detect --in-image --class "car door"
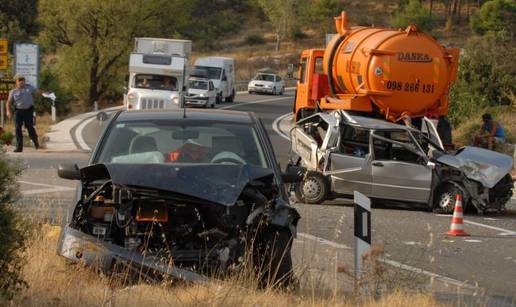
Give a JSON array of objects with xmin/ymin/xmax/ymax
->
[
  {"xmin": 329, "ymin": 125, "xmax": 373, "ymax": 195},
  {"xmin": 370, "ymin": 130, "xmax": 432, "ymax": 203}
]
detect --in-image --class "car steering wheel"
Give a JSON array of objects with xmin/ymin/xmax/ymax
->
[{"xmin": 211, "ymin": 157, "xmax": 245, "ymax": 165}]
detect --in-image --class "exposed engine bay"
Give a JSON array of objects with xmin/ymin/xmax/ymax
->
[{"xmin": 58, "ymin": 163, "xmax": 300, "ymax": 282}]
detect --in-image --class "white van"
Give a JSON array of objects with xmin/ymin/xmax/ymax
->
[
  {"xmin": 193, "ymin": 57, "xmax": 235, "ymax": 103},
  {"xmin": 125, "ymin": 38, "xmax": 191, "ymax": 110}
]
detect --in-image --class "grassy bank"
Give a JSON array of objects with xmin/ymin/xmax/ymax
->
[{"xmin": 10, "ymin": 224, "xmax": 445, "ymax": 307}]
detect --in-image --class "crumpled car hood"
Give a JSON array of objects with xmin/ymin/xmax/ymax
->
[
  {"xmin": 80, "ymin": 163, "xmax": 274, "ymax": 206},
  {"xmin": 437, "ymin": 146, "xmax": 513, "ymax": 188}
]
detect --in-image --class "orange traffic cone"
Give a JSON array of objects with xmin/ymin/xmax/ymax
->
[{"xmin": 447, "ymin": 194, "xmax": 469, "ymax": 236}]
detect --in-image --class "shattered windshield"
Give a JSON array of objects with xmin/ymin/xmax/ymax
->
[
  {"xmin": 96, "ymin": 120, "xmax": 269, "ymax": 168},
  {"xmin": 133, "ymin": 74, "xmax": 177, "ymax": 90}
]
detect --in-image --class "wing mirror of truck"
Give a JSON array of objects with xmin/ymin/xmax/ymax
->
[
  {"xmin": 58, "ymin": 164, "xmax": 81, "ymax": 180},
  {"xmin": 287, "ymin": 63, "xmax": 299, "ymax": 80},
  {"xmin": 282, "ymin": 164, "xmax": 305, "ymax": 183}
]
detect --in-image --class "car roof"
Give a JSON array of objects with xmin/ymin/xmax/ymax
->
[
  {"xmin": 347, "ymin": 114, "xmax": 418, "ymax": 131},
  {"xmin": 116, "ymin": 109, "xmax": 255, "ymax": 124}
]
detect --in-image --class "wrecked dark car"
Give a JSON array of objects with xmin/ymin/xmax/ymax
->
[
  {"xmin": 57, "ymin": 109, "xmax": 300, "ymax": 285},
  {"xmin": 289, "ymin": 110, "xmax": 513, "ymax": 214}
]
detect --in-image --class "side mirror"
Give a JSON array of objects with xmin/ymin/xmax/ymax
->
[
  {"xmin": 287, "ymin": 63, "xmax": 299, "ymax": 80},
  {"xmin": 58, "ymin": 164, "xmax": 81, "ymax": 180},
  {"xmin": 222, "ymin": 75, "xmax": 227, "ymax": 81},
  {"xmin": 282, "ymin": 164, "xmax": 305, "ymax": 183}
]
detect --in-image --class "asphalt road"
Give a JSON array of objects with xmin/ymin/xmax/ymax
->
[{"xmin": 9, "ymin": 91, "xmax": 516, "ymax": 305}]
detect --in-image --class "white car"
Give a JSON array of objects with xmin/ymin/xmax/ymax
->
[
  {"xmin": 248, "ymin": 73, "xmax": 284, "ymax": 95},
  {"xmin": 185, "ymin": 77, "xmax": 216, "ymax": 108}
]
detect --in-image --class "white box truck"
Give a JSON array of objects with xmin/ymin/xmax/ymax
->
[
  {"xmin": 193, "ymin": 57, "xmax": 235, "ymax": 103},
  {"xmin": 125, "ymin": 38, "xmax": 192, "ymax": 110}
]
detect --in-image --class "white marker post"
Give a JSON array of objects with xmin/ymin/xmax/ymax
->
[{"xmin": 354, "ymin": 191, "xmax": 371, "ymax": 284}]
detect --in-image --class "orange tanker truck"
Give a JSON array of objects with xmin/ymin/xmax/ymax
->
[{"xmin": 293, "ymin": 11, "xmax": 460, "ymax": 125}]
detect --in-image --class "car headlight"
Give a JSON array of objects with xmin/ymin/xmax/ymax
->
[
  {"xmin": 172, "ymin": 96, "xmax": 179, "ymax": 104},
  {"xmin": 264, "ymin": 84, "xmax": 271, "ymax": 88},
  {"xmin": 199, "ymin": 93, "xmax": 205, "ymax": 97}
]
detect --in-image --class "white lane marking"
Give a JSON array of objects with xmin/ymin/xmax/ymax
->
[
  {"xmin": 74, "ymin": 115, "xmax": 97, "ymax": 151},
  {"xmin": 299, "ymin": 232, "xmax": 476, "ymax": 289},
  {"xmin": 22, "ymin": 187, "xmax": 75, "ymax": 195},
  {"xmin": 19, "ymin": 180, "xmax": 75, "ymax": 195},
  {"xmin": 436, "ymin": 215, "xmax": 516, "ymax": 236},
  {"xmin": 463, "ymin": 220, "xmax": 516, "ymax": 236},
  {"xmin": 220, "ymin": 96, "xmax": 291, "ymax": 110},
  {"xmin": 464, "ymin": 239, "xmax": 482, "ymax": 243},
  {"xmin": 272, "ymin": 112, "xmax": 292, "ymax": 141},
  {"xmin": 19, "ymin": 180, "xmax": 70, "ymax": 188},
  {"xmin": 380, "ymin": 258, "xmax": 477, "ymax": 289},
  {"xmin": 298, "ymin": 232, "xmax": 351, "ymax": 249}
]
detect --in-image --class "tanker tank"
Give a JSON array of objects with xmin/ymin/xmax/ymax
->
[{"xmin": 294, "ymin": 11, "xmax": 460, "ymax": 123}]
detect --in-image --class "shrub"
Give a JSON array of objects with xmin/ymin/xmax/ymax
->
[
  {"xmin": 0, "ymin": 149, "xmax": 27, "ymax": 300},
  {"xmin": 449, "ymin": 31, "xmax": 515, "ymax": 126},
  {"xmin": 391, "ymin": 0, "xmax": 435, "ymax": 32},
  {"xmin": 470, "ymin": 0, "xmax": 516, "ymax": 35},
  {"xmin": 245, "ymin": 34, "xmax": 266, "ymax": 45}
]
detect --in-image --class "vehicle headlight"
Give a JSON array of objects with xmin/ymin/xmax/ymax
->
[
  {"xmin": 172, "ymin": 96, "xmax": 179, "ymax": 104},
  {"xmin": 199, "ymin": 93, "xmax": 205, "ymax": 97},
  {"xmin": 264, "ymin": 84, "xmax": 271, "ymax": 88},
  {"xmin": 127, "ymin": 92, "xmax": 138, "ymax": 109}
]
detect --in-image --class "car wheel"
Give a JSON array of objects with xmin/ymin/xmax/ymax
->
[
  {"xmin": 279, "ymin": 88, "xmax": 284, "ymax": 95},
  {"xmin": 272, "ymin": 87, "xmax": 277, "ymax": 95},
  {"xmin": 433, "ymin": 184, "xmax": 462, "ymax": 214},
  {"xmin": 226, "ymin": 90, "xmax": 235, "ymax": 102},
  {"xmin": 295, "ymin": 171, "xmax": 328, "ymax": 204},
  {"xmin": 211, "ymin": 100, "xmax": 215, "ymax": 108},
  {"xmin": 216, "ymin": 94, "xmax": 222, "ymax": 104},
  {"xmin": 253, "ymin": 226, "xmax": 294, "ymax": 288}
]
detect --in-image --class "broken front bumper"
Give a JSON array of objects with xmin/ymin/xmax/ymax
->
[{"xmin": 57, "ymin": 225, "xmax": 209, "ymax": 283}]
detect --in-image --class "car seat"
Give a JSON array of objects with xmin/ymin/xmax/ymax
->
[{"xmin": 129, "ymin": 135, "xmax": 158, "ymax": 154}]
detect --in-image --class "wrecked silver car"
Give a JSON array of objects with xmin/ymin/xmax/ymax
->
[
  {"xmin": 289, "ymin": 110, "xmax": 513, "ymax": 213},
  {"xmin": 57, "ymin": 109, "xmax": 300, "ymax": 285}
]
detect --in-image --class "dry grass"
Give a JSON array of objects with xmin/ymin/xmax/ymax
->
[{"xmin": 8, "ymin": 224, "xmax": 447, "ymax": 307}]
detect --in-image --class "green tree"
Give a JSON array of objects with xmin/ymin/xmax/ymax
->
[
  {"xmin": 449, "ymin": 31, "xmax": 516, "ymax": 125},
  {"xmin": 470, "ymin": 0, "xmax": 516, "ymax": 35},
  {"xmin": 392, "ymin": 0, "xmax": 435, "ymax": 32},
  {"xmin": 255, "ymin": 0, "xmax": 299, "ymax": 51},
  {"xmin": 299, "ymin": 0, "xmax": 346, "ymax": 34},
  {"xmin": 37, "ymin": 0, "xmax": 178, "ymax": 106},
  {"xmin": 0, "ymin": 149, "xmax": 27, "ymax": 300},
  {"xmin": 0, "ymin": 0, "xmax": 38, "ymax": 42}
]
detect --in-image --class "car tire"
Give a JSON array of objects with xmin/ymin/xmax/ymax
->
[
  {"xmin": 211, "ymin": 100, "xmax": 215, "ymax": 108},
  {"xmin": 294, "ymin": 171, "xmax": 328, "ymax": 204},
  {"xmin": 216, "ymin": 94, "xmax": 222, "ymax": 104},
  {"xmin": 279, "ymin": 88, "xmax": 284, "ymax": 95},
  {"xmin": 433, "ymin": 184, "xmax": 462, "ymax": 214},
  {"xmin": 254, "ymin": 226, "xmax": 294, "ymax": 288},
  {"xmin": 272, "ymin": 87, "xmax": 277, "ymax": 95}
]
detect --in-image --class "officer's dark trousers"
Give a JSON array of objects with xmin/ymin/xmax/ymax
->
[{"xmin": 14, "ymin": 106, "xmax": 39, "ymax": 151}]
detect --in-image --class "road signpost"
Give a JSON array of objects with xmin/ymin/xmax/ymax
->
[
  {"xmin": 14, "ymin": 43, "xmax": 39, "ymax": 88},
  {"xmin": 354, "ymin": 191, "xmax": 371, "ymax": 283}
]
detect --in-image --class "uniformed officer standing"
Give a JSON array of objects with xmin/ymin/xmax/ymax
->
[{"xmin": 6, "ymin": 75, "xmax": 46, "ymax": 152}]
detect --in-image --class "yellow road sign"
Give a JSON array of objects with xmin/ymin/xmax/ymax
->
[
  {"xmin": 0, "ymin": 54, "xmax": 7, "ymax": 70},
  {"xmin": 0, "ymin": 38, "xmax": 7, "ymax": 70},
  {"xmin": 0, "ymin": 39, "xmax": 7, "ymax": 54}
]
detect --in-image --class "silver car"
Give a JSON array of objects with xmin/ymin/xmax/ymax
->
[{"xmin": 289, "ymin": 111, "xmax": 513, "ymax": 214}]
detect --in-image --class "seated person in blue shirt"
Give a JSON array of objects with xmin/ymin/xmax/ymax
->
[{"xmin": 473, "ymin": 113, "xmax": 506, "ymax": 150}]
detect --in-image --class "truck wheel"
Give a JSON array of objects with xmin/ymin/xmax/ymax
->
[
  {"xmin": 433, "ymin": 184, "xmax": 462, "ymax": 214},
  {"xmin": 226, "ymin": 90, "xmax": 235, "ymax": 102},
  {"xmin": 216, "ymin": 94, "xmax": 222, "ymax": 104},
  {"xmin": 295, "ymin": 171, "xmax": 328, "ymax": 204}
]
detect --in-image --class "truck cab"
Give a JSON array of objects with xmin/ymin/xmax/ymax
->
[
  {"xmin": 193, "ymin": 57, "xmax": 235, "ymax": 103},
  {"xmin": 125, "ymin": 38, "xmax": 191, "ymax": 110}
]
